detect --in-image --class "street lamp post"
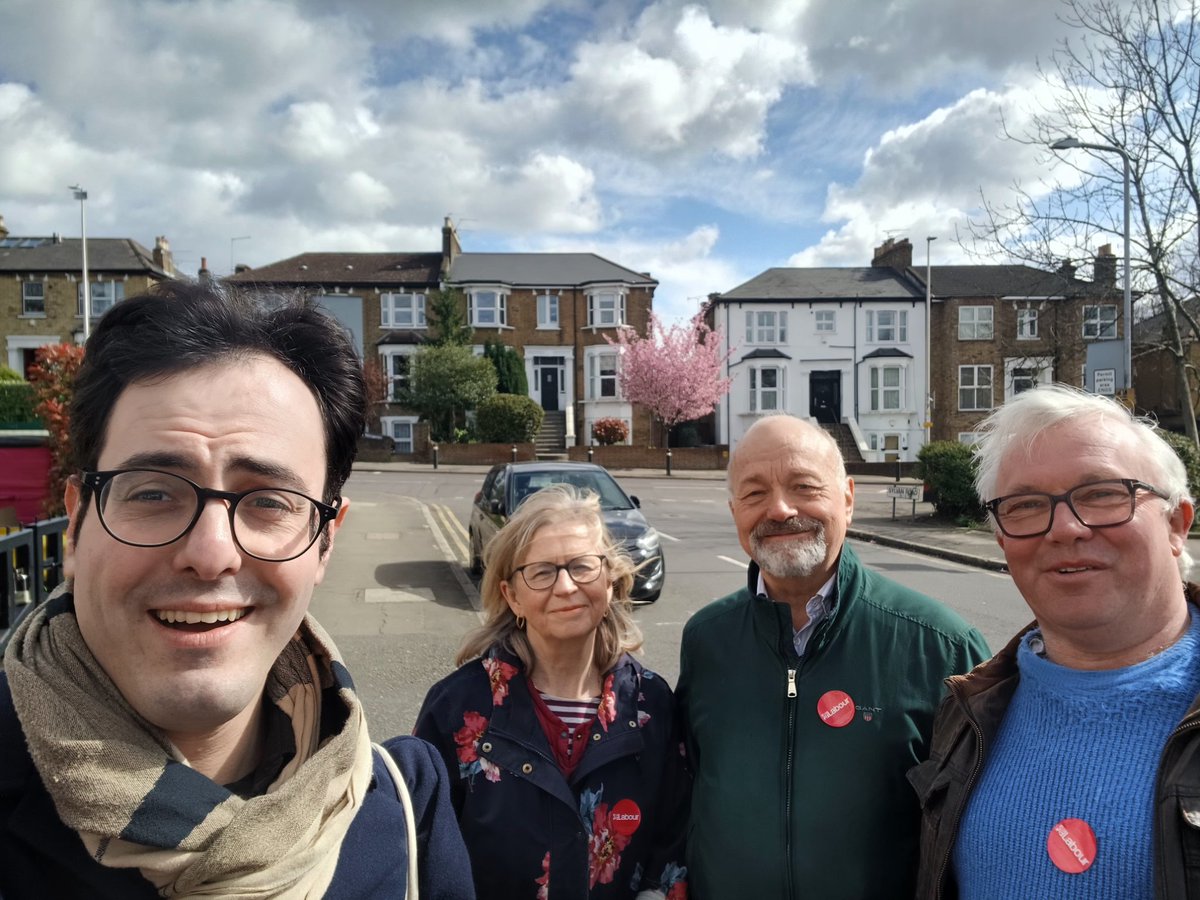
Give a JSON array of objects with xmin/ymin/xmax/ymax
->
[
  {"xmin": 69, "ymin": 185, "xmax": 90, "ymax": 339},
  {"xmin": 1049, "ymin": 137, "xmax": 1132, "ymax": 397},
  {"xmin": 925, "ymin": 235, "xmax": 937, "ymax": 448}
]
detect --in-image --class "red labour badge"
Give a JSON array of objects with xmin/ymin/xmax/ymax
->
[
  {"xmin": 610, "ymin": 799, "xmax": 642, "ymax": 837},
  {"xmin": 816, "ymin": 690, "xmax": 855, "ymax": 728},
  {"xmin": 1047, "ymin": 818, "xmax": 1097, "ymax": 874}
]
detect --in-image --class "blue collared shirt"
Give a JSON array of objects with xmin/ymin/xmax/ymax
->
[{"xmin": 757, "ymin": 571, "xmax": 836, "ymax": 658}]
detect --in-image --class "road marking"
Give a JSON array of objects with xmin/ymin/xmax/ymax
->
[
  {"xmin": 718, "ymin": 555, "xmax": 749, "ymax": 569},
  {"xmin": 419, "ymin": 502, "xmax": 484, "ymax": 618},
  {"xmin": 658, "ymin": 531, "xmax": 680, "ymax": 542},
  {"xmin": 430, "ymin": 504, "xmax": 468, "ymax": 563},
  {"xmin": 364, "ymin": 588, "xmax": 429, "ymax": 603}
]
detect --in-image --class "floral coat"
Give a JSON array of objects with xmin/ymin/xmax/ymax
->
[{"xmin": 414, "ymin": 648, "xmax": 689, "ymax": 900}]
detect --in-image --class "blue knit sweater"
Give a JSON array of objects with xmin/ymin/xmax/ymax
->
[{"xmin": 953, "ymin": 611, "xmax": 1200, "ymax": 900}]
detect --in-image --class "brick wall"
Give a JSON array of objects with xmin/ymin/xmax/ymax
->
[
  {"xmin": 425, "ymin": 442, "xmax": 537, "ymax": 465},
  {"xmin": 568, "ymin": 445, "xmax": 729, "ymax": 470}
]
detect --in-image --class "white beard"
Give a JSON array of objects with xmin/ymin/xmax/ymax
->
[{"xmin": 752, "ymin": 523, "xmax": 829, "ymax": 579}]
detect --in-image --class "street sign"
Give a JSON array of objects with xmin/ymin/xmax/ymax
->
[
  {"xmin": 1094, "ymin": 368, "xmax": 1116, "ymax": 396},
  {"xmin": 886, "ymin": 484, "xmax": 922, "ymax": 501}
]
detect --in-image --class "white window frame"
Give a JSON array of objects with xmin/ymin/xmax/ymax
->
[
  {"xmin": 380, "ymin": 415, "xmax": 419, "ymax": 454},
  {"xmin": 745, "ymin": 310, "xmax": 788, "ymax": 344},
  {"xmin": 958, "ymin": 365, "xmax": 993, "ymax": 411},
  {"xmin": 78, "ymin": 281, "xmax": 123, "ymax": 317},
  {"xmin": 536, "ymin": 293, "xmax": 559, "ymax": 329},
  {"xmin": 1017, "ymin": 308, "xmax": 1038, "ymax": 340},
  {"xmin": 379, "ymin": 347, "xmax": 417, "ymax": 402},
  {"xmin": 1082, "ymin": 304, "xmax": 1118, "ymax": 339},
  {"xmin": 749, "ymin": 365, "xmax": 785, "ymax": 412},
  {"xmin": 381, "ymin": 292, "xmax": 426, "ymax": 329},
  {"xmin": 587, "ymin": 290, "xmax": 626, "ymax": 328},
  {"xmin": 866, "ymin": 309, "xmax": 907, "ymax": 343},
  {"xmin": 587, "ymin": 349, "xmax": 620, "ymax": 400},
  {"xmin": 958, "ymin": 432, "xmax": 983, "ymax": 445},
  {"xmin": 21, "ymin": 282, "xmax": 45, "ymax": 316},
  {"xmin": 869, "ymin": 365, "xmax": 904, "ymax": 412},
  {"xmin": 814, "ymin": 310, "xmax": 835, "ymax": 333},
  {"xmin": 468, "ymin": 290, "xmax": 508, "ymax": 327},
  {"xmin": 958, "ymin": 305, "xmax": 994, "ymax": 340}
]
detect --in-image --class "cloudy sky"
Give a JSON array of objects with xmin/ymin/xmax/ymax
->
[{"xmin": 0, "ymin": 0, "xmax": 1112, "ymax": 322}]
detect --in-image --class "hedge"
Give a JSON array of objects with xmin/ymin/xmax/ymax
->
[{"xmin": 476, "ymin": 393, "xmax": 545, "ymax": 443}]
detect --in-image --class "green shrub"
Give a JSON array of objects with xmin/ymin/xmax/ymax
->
[
  {"xmin": 1160, "ymin": 430, "xmax": 1200, "ymax": 503},
  {"xmin": 0, "ymin": 365, "xmax": 24, "ymax": 382},
  {"xmin": 476, "ymin": 394, "xmax": 544, "ymax": 443},
  {"xmin": 916, "ymin": 440, "xmax": 983, "ymax": 520},
  {"xmin": 0, "ymin": 382, "xmax": 38, "ymax": 426}
]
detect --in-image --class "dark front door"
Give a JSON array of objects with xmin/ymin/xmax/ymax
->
[
  {"xmin": 809, "ymin": 371, "xmax": 841, "ymax": 424},
  {"xmin": 539, "ymin": 367, "xmax": 559, "ymax": 411}
]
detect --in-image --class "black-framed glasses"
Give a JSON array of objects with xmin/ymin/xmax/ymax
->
[
  {"xmin": 511, "ymin": 554, "xmax": 607, "ymax": 590},
  {"xmin": 80, "ymin": 469, "xmax": 340, "ymax": 562},
  {"xmin": 985, "ymin": 478, "xmax": 1169, "ymax": 538}
]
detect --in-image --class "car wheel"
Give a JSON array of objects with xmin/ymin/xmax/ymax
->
[{"xmin": 469, "ymin": 530, "xmax": 484, "ymax": 577}]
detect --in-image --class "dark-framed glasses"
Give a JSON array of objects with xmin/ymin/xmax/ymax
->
[
  {"xmin": 511, "ymin": 554, "xmax": 607, "ymax": 590},
  {"xmin": 985, "ymin": 478, "xmax": 1169, "ymax": 538},
  {"xmin": 80, "ymin": 469, "xmax": 340, "ymax": 562}
]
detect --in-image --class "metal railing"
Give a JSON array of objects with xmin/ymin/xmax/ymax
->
[{"xmin": 1, "ymin": 517, "xmax": 68, "ymax": 655}]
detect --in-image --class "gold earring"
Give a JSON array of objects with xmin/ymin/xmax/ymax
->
[{"xmin": 515, "ymin": 615, "xmax": 526, "ymax": 630}]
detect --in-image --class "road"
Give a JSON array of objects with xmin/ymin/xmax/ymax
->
[{"xmin": 313, "ymin": 469, "xmax": 1030, "ymax": 740}]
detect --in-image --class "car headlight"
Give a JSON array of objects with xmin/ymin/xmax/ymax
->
[{"xmin": 635, "ymin": 528, "xmax": 660, "ymax": 553}]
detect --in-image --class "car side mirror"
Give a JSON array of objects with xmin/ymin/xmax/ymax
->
[
  {"xmin": 489, "ymin": 498, "xmax": 504, "ymax": 515},
  {"xmin": 630, "ymin": 495, "xmax": 641, "ymax": 508}
]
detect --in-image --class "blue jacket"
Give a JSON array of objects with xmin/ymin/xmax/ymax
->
[
  {"xmin": 415, "ymin": 649, "xmax": 689, "ymax": 900},
  {"xmin": 0, "ymin": 673, "xmax": 475, "ymax": 899}
]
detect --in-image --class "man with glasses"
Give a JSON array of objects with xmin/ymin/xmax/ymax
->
[
  {"xmin": 0, "ymin": 281, "xmax": 472, "ymax": 898},
  {"xmin": 912, "ymin": 384, "xmax": 1200, "ymax": 899}
]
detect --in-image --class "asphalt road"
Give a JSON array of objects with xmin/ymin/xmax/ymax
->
[{"xmin": 313, "ymin": 469, "xmax": 1031, "ymax": 741}]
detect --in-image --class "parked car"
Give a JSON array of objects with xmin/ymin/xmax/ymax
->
[{"xmin": 468, "ymin": 461, "xmax": 665, "ymax": 603}]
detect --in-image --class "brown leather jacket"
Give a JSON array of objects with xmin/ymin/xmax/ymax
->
[{"xmin": 908, "ymin": 584, "xmax": 1200, "ymax": 899}]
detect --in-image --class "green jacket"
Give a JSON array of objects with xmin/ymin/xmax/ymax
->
[{"xmin": 677, "ymin": 542, "xmax": 989, "ymax": 900}]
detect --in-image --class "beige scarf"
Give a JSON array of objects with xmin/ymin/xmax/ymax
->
[{"xmin": 4, "ymin": 588, "xmax": 374, "ymax": 898}]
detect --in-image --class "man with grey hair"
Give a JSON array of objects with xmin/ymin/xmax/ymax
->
[
  {"xmin": 912, "ymin": 384, "xmax": 1200, "ymax": 899},
  {"xmin": 678, "ymin": 414, "xmax": 988, "ymax": 899}
]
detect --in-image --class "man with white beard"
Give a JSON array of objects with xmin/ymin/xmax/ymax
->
[{"xmin": 676, "ymin": 414, "xmax": 988, "ymax": 900}]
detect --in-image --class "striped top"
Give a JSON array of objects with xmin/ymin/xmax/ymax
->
[{"xmin": 537, "ymin": 692, "xmax": 600, "ymax": 728}]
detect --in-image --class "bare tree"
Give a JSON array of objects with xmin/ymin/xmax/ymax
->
[{"xmin": 968, "ymin": 0, "xmax": 1200, "ymax": 441}]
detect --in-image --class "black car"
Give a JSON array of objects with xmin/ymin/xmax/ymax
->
[{"xmin": 467, "ymin": 461, "xmax": 665, "ymax": 603}]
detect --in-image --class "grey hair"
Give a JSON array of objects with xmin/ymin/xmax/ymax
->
[
  {"xmin": 455, "ymin": 483, "xmax": 643, "ymax": 673},
  {"xmin": 727, "ymin": 414, "xmax": 847, "ymax": 494},
  {"xmin": 973, "ymin": 383, "xmax": 1193, "ymax": 579}
]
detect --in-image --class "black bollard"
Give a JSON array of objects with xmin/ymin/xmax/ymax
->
[
  {"xmin": 511, "ymin": 445, "xmax": 518, "ymax": 462},
  {"xmin": 666, "ymin": 450, "xmax": 673, "ymax": 477},
  {"xmin": 432, "ymin": 444, "xmax": 439, "ymax": 470},
  {"xmin": 587, "ymin": 447, "xmax": 594, "ymax": 463}
]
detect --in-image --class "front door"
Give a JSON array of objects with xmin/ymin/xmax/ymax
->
[
  {"xmin": 809, "ymin": 371, "xmax": 841, "ymax": 424},
  {"xmin": 539, "ymin": 366, "xmax": 560, "ymax": 411}
]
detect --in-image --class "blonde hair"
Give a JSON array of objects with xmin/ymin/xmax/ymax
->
[{"xmin": 456, "ymin": 484, "xmax": 644, "ymax": 672}]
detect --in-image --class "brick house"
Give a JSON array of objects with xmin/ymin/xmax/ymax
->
[
  {"xmin": 1132, "ymin": 297, "xmax": 1200, "ymax": 433},
  {"xmin": 228, "ymin": 218, "xmax": 658, "ymax": 453},
  {"xmin": 0, "ymin": 215, "xmax": 175, "ymax": 375},
  {"xmin": 707, "ymin": 238, "xmax": 1122, "ymax": 460}
]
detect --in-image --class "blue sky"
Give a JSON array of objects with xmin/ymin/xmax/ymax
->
[{"xmin": 0, "ymin": 0, "xmax": 1130, "ymax": 322}]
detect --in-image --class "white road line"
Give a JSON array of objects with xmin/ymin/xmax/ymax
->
[
  {"xmin": 718, "ymin": 555, "xmax": 749, "ymax": 569},
  {"xmin": 657, "ymin": 531, "xmax": 680, "ymax": 542},
  {"xmin": 419, "ymin": 502, "xmax": 483, "ymax": 618},
  {"xmin": 431, "ymin": 504, "xmax": 468, "ymax": 563}
]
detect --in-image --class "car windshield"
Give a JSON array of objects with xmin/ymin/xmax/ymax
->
[{"xmin": 510, "ymin": 469, "xmax": 633, "ymax": 511}]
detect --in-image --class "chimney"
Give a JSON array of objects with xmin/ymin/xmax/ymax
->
[
  {"xmin": 872, "ymin": 237, "xmax": 913, "ymax": 269},
  {"xmin": 1094, "ymin": 244, "xmax": 1117, "ymax": 289},
  {"xmin": 153, "ymin": 236, "xmax": 175, "ymax": 276},
  {"xmin": 198, "ymin": 256, "xmax": 211, "ymax": 283},
  {"xmin": 234, "ymin": 263, "xmax": 252, "ymax": 274},
  {"xmin": 1057, "ymin": 259, "xmax": 1077, "ymax": 280},
  {"xmin": 442, "ymin": 216, "xmax": 461, "ymax": 272},
  {"xmin": 0, "ymin": 215, "xmax": 8, "ymax": 239}
]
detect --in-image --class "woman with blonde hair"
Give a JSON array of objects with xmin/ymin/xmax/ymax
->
[{"xmin": 415, "ymin": 485, "xmax": 689, "ymax": 899}]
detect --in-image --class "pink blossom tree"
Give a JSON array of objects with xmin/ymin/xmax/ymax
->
[{"xmin": 607, "ymin": 312, "xmax": 734, "ymax": 448}]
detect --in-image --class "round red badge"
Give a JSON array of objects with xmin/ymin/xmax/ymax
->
[
  {"xmin": 816, "ymin": 690, "xmax": 855, "ymax": 728},
  {"xmin": 610, "ymin": 799, "xmax": 642, "ymax": 836},
  {"xmin": 1047, "ymin": 818, "xmax": 1097, "ymax": 874}
]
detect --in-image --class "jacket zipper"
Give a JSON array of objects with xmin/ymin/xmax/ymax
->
[
  {"xmin": 1155, "ymin": 716, "xmax": 1200, "ymax": 898},
  {"xmin": 933, "ymin": 684, "xmax": 985, "ymax": 899},
  {"xmin": 784, "ymin": 666, "xmax": 797, "ymax": 899}
]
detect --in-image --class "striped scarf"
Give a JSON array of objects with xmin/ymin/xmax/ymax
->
[{"xmin": 4, "ymin": 588, "xmax": 373, "ymax": 898}]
